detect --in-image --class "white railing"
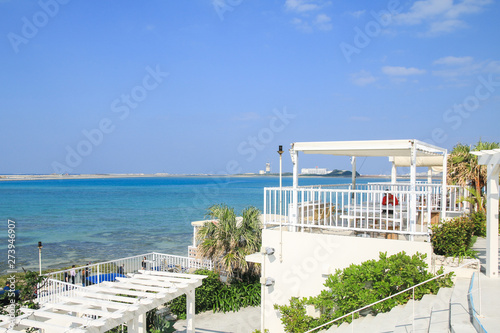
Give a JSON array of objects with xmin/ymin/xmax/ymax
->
[
  {"xmin": 264, "ymin": 183, "xmax": 468, "ymax": 237},
  {"xmin": 264, "ymin": 187, "xmax": 431, "ymax": 236},
  {"xmin": 304, "ymin": 260, "xmax": 478, "ymax": 333},
  {"xmin": 363, "ymin": 183, "xmax": 467, "ymax": 213},
  {"xmin": 39, "ymin": 252, "xmax": 213, "ymax": 304},
  {"xmin": 37, "ymin": 279, "xmax": 85, "ymax": 304}
]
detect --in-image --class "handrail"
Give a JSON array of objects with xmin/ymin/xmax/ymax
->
[
  {"xmin": 304, "ymin": 260, "xmax": 478, "ymax": 333},
  {"xmin": 468, "ymin": 272, "xmax": 487, "ymax": 333},
  {"xmin": 44, "ymin": 252, "xmax": 157, "ymax": 275}
]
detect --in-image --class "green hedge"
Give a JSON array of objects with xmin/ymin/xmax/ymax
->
[
  {"xmin": 430, "ymin": 216, "xmax": 476, "ymax": 257},
  {"xmin": 274, "ymin": 252, "xmax": 453, "ymax": 333},
  {"xmin": 167, "ymin": 269, "xmax": 260, "ymax": 319}
]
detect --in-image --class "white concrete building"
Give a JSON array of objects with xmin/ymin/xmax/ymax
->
[
  {"xmin": 300, "ymin": 167, "xmax": 329, "ymax": 175},
  {"xmin": 248, "ymin": 139, "xmax": 469, "ymax": 332}
]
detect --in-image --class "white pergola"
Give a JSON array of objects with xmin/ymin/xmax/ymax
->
[
  {"xmin": 472, "ymin": 149, "xmax": 500, "ymax": 278},
  {"xmin": 290, "ymin": 139, "xmax": 448, "ymax": 233},
  {"xmin": 0, "ymin": 270, "xmax": 207, "ymax": 333}
]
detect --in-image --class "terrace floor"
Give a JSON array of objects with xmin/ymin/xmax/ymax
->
[
  {"xmin": 173, "ymin": 306, "xmax": 260, "ymax": 333},
  {"xmin": 471, "ymin": 236, "xmax": 500, "ymax": 332}
]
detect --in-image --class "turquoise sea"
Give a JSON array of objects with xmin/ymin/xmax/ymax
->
[{"xmin": 0, "ymin": 176, "xmax": 389, "ymax": 274}]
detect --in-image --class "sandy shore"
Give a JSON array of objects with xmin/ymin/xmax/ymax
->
[
  {"xmin": 0, "ymin": 173, "xmax": 396, "ymax": 182},
  {"xmin": 0, "ymin": 173, "xmax": 198, "ymax": 181}
]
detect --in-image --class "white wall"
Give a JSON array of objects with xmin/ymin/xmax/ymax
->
[{"xmin": 261, "ymin": 229, "xmax": 432, "ymax": 332}]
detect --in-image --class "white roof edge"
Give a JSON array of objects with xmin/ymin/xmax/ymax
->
[
  {"xmin": 471, "ymin": 148, "xmax": 500, "ymax": 156},
  {"xmin": 291, "ymin": 139, "xmax": 446, "ymax": 157}
]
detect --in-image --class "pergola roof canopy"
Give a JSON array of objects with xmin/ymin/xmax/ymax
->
[
  {"xmin": 291, "ymin": 139, "xmax": 447, "ymax": 158},
  {"xmin": 471, "ymin": 148, "xmax": 500, "ymax": 165},
  {"xmin": 1, "ymin": 270, "xmax": 207, "ymax": 333}
]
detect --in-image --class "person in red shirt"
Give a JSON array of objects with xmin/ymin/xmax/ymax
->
[
  {"xmin": 382, "ymin": 191, "xmax": 399, "ymax": 214},
  {"xmin": 382, "ymin": 193, "xmax": 399, "ymax": 206}
]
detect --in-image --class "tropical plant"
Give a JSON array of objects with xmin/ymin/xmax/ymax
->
[
  {"xmin": 274, "ymin": 252, "xmax": 453, "ymax": 332},
  {"xmin": 167, "ymin": 269, "xmax": 260, "ymax": 318},
  {"xmin": 430, "ymin": 216, "xmax": 476, "ymax": 257},
  {"xmin": 196, "ymin": 204, "xmax": 262, "ymax": 279},
  {"xmin": 447, "ymin": 140, "xmax": 499, "ymax": 212}
]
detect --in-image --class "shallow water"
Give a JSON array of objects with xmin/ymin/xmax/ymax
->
[{"xmin": 0, "ymin": 176, "xmax": 388, "ymax": 274}]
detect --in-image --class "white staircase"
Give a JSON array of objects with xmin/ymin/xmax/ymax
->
[{"xmin": 323, "ymin": 277, "xmax": 477, "ymax": 333}]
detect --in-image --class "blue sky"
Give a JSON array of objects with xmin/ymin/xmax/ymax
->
[{"xmin": 1, "ymin": 0, "xmax": 499, "ymax": 175}]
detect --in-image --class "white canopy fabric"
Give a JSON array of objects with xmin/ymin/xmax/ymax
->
[
  {"xmin": 392, "ymin": 156, "xmax": 444, "ymax": 168},
  {"xmin": 1, "ymin": 270, "xmax": 207, "ymax": 333},
  {"xmin": 291, "ymin": 139, "xmax": 447, "ymax": 157}
]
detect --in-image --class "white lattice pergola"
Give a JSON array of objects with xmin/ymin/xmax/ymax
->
[
  {"xmin": 472, "ymin": 149, "xmax": 500, "ymax": 278},
  {"xmin": 0, "ymin": 270, "xmax": 207, "ymax": 333}
]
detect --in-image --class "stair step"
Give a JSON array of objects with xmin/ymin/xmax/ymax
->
[
  {"xmin": 351, "ymin": 314, "xmax": 375, "ymax": 331},
  {"xmin": 367, "ymin": 303, "xmax": 408, "ymax": 333},
  {"xmin": 333, "ymin": 321, "xmax": 350, "ymax": 333},
  {"xmin": 428, "ymin": 288, "xmax": 453, "ymax": 333},
  {"xmin": 449, "ymin": 278, "xmax": 476, "ymax": 333},
  {"xmin": 393, "ymin": 294, "xmax": 436, "ymax": 333}
]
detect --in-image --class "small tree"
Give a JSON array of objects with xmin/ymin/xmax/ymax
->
[
  {"xmin": 448, "ymin": 140, "xmax": 499, "ymax": 212},
  {"xmin": 196, "ymin": 204, "xmax": 262, "ymax": 280}
]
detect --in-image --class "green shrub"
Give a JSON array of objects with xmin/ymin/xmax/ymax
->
[
  {"xmin": 470, "ymin": 211, "xmax": 486, "ymax": 237},
  {"xmin": 167, "ymin": 269, "xmax": 260, "ymax": 319},
  {"xmin": 430, "ymin": 216, "xmax": 475, "ymax": 257},
  {"xmin": 275, "ymin": 252, "xmax": 453, "ymax": 332}
]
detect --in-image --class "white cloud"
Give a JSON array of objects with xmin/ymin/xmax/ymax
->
[
  {"xmin": 432, "ymin": 57, "xmax": 500, "ymax": 80},
  {"xmin": 285, "ymin": 0, "xmax": 332, "ymax": 32},
  {"xmin": 382, "ymin": 66, "xmax": 426, "ymax": 76},
  {"xmin": 285, "ymin": 0, "xmax": 320, "ymax": 13},
  {"xmin": 314, "ymin": 14, "xmax": 332, "ymax": 31},
  {"xmin": 394, "ymin": 0, "xmax": 492, "ymax": 36},
  {"xmin": 349, "ymin": 10, "xmax": 366, "ymax": 19},
  {"xmin": 433, "ymin": 56, "xmax": 474, "ymax": 66},
  {"xmin": 350, "ymin": 70, "xmax": 377, "ymax": 86},
  {"xmin": 291, "ymin": 17, "xmax": 312, "ymax": 33}
]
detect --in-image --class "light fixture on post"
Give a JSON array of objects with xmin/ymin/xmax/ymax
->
[
  {"xmin": 265, "ymin": 247, "xmax": 275, "ymax": 256},
  {"xmin": 277, "ymin": 145, "xmax": 284, "ymax": 263},
  {"xmin": 265, "ymin": 277, "xmax": 275, "ymax": 287},
  {"xmin": 38, "ymin": 241, "xmax": 43, "ymax": 275},
  {"xmin": 278, "ymin": 145, "xmax": 285, "ymax": 263}
]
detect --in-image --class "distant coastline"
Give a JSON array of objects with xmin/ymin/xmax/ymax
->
[{"xmin": 0, "ymin": 173, "xmax": 424, "ymax": 182}]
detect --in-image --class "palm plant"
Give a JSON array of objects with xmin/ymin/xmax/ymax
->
[
  {"xmin": 448, "ymin": 140, "xmax": 499, "ymax": 212},
  {"xmin": 196, "ymin": 204, "xmax": 262, "ymax": 279}
]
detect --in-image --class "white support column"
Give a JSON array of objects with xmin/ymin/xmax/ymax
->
[
  {"xmin": 351, "ymin": 156, "xmax": 356, "ymax": 190},
  {"xmin": 127, "ymin": 318, "xmax": 138, "ymax": 333},
  {"xmin": 138, "ymin": 313, "xmax": 146, "ymax": 333},
  {"xmin": 186, "ymin": 288, "xmax": 195, "ymax": 333},
  {"xmin": 472, "ymin": 149, "xmax": 500, "ymax": 277},
  {"xmin": 291, "ymin": 149, "xmax": 299, "ymax": 231},
  {"xmin": 409, "ymin": 142, "xmax": 417, "ymax": 238},
  {"xmin": 390, "ymin": 157, "xmax": 397, "ymax": 183},
  {"xmin": 441, "ymin": 151, "xmax": 448, "ymax": 220},
  {"xmin": 486, "ymin": 163, "xmax": 499, "ymax": 278},
  {"xmin": 427, "ymin": 168, "xmax": 432, "ymax": 184}
]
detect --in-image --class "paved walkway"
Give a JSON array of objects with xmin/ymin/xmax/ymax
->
[
  {"xmin": 173, "ymin": 306, "xmax": 260, "ymax": 333},
  {"xmin": 471, "ymin": 236, "xmax": 500, "ymax": 332}
]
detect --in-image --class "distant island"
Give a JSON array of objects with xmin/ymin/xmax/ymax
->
[{"xmin": 322, "ymin": 169, "xmax": 361, "ymax": 177}]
